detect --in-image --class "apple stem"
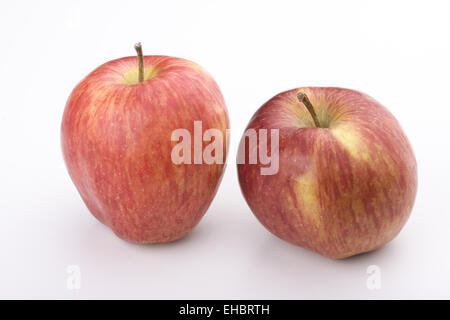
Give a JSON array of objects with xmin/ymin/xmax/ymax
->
[
  {"xmin": 297, "ymin": 92, "xmax": 321, "ymax": 128},
  {"xmin": 134, "ymin": 42, "xmax": 144, "ymax": 83}
]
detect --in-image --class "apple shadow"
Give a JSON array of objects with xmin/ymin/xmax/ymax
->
[
  {"xmin": 335, "ymin": 243, "xmax": 395, "ymax": 263},
  {"xmin": 111, "ymin": 212, "xmax": 223, "ymax": 253},
  {"xmin": 261, "ymin": 233, "xmax": 397, "ymax": 265},
  {"xmin": 234, "ymin": 230, "xmax": 402, "ymax": 298}
]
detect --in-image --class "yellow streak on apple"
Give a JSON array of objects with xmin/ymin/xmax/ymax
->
[
  {"xmin": 121, "ymin": 67, "xmax": 158, "ymax": 84},
  {"xmin": 331, "ymin": 124, "xmax": 370, "ymax": 162},
  {"xmin": 293, "ymin": 170, "xmax": 322, "ymax": 229}
]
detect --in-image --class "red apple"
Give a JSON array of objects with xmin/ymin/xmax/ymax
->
[
  {"xmin": 61, "ymin": 44, "xmax": 229, "ymax": 243},
  {"xmin": 237, "ymin": 87, "xmax": 417, "ymax": 259}
]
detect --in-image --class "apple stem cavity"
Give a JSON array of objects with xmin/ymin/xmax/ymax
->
[
  {"xmin": 134, "ymin": 42, "xmax": 144, "ymax": 83},
  {"xmin": 297, "ymin": 92, "xmax": 321, "ymax": 128}
]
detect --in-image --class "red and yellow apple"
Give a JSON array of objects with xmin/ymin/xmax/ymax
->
[
  {"xmin": 61, "ymin": 44, "xmax": 229, "ymax": 243},
  {"xmin": 237, "ymin": 87, "xmax": 417, "ymax": 259}
]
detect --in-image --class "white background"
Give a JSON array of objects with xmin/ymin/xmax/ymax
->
[{"xmin": 0, "ymin": 0, "xmax": 449, "ymax": 299}]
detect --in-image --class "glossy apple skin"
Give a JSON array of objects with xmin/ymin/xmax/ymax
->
[
  {"xmin": 237, "ymin": 87, "xmax": 417, "ymax": 259},
  {"xmin": 62, "ymin": 55, "xmax": 229, "ymax": 243}
]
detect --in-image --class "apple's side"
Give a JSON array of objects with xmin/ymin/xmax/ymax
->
[
  {"xmin": 237, "ymin": 87, "xmax": 417, "ymax": 259},
  {"xmin": 61, "ymin": 56, "xmax": 229, "ymax": 243}
]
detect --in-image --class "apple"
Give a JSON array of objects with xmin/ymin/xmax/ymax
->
[
  {"xmin": 61, "ymin": 43, "xmax": 229, "ymax": 243},
  {"xmin": 237, "ymin": 87, "xmax": 417, "ymax": 259}
]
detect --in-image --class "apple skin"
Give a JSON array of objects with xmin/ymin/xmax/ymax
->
[
  {"xmin": 237, "ymin": 87, "xmax": 417, "ymax": 259},
  {"xmin": 61, "ymin": 55, "xmax": 229, "ymax": 243}
]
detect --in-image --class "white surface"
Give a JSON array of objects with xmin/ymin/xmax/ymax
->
[{"xmin": 0, "ymin": 0, "xmax": 449, "ymax": 299}]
